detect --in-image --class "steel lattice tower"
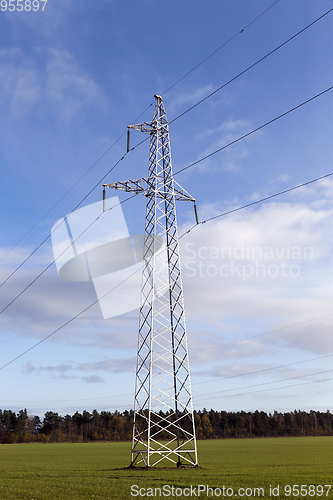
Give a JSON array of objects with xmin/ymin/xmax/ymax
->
[{"xmin": 104, "ymin": 95, "xmax": 198, "ymax": 467}]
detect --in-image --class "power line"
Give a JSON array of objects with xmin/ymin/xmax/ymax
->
[
  {"xmin": 202, "ymin": 174, "xmax": 333, "ymax": 223},
  {"xmin": 190, "ymin": 313, "xmax": 333, "ymax": 361},
  {"xmin": 5, "ymin": 343, "xmax": 333, "ymax": 407},
  {"xmin": 4, "ymin": 311, "xmax": 333, "ymax": 391},
  {"xmin": 0, "ymin": 134, "xmax": 126, "ymax": 266},
  {"xmin": 180, "ymin": 172, "xmax": 333, "ymax": 239},
  {"xmin": 175, "ymin": 86, "xmax": 333, "ymax": 177},
  {"xmin": 169, "ymin": 6, "xmax": 333, "ymax": 127},
  {"xmin": 0, "ymin": 106, "xmax": 333, "ymax": 370},
  {"xmin": 2, "ymin": 8, "xmax": 333, "ymax": 372},
  {"xmin": 194, "ymin": 373, "xmax": 333, "ymax": 403},
  {"xmin": 0, "ymin": 194, "xmax": 135, "ymax": 316},
  {"xmin": 8, "ymin": 363, "xmax": 332, "ymax": 410},
  {"xmin": 0, "ymin": 124, "xmax": 149, "ymax": 278},
  {"xmin": 5, "ymin": 344, "xmax": 333, "ymax": 410},
  {"xmin": 5, "ymin": 75, "xmax": 330, "ymax": 304},
  {"xmin": 195, "ymin": 368, "xmax": 333, "ymax": 399},
  {"xmin": 2, "ymin": 7, "xmax": 330, "ymax": 293},
  {"xmin": 193, "ymin": 352, "xmax": 333, "ymax": 388},
  {"xmin": 4, "ymin": 80, "xmax": 330, "ymax": 300},
  {"xmin": 5, "ymin": 6, "xmax": 333, "ymax": 410},
  {"xmin": 162, "ymin": 0, "xmax": 281, "ymax": 95},
  {"xmin": 0, "ymin": 1, "xmax": 280, "ymax": 267},
  {"xmin": 135, "ymin": 5, "xmax": 333, "ymax": 140},
  {"xmin": 5, "ymin": 311, "xmax": 333, "ymax": 398},
  {"xmin": 1, "ymin": 2, "xmax": 326, "ymax": 271},
  {"xmin": 0, "ymin": 131, "xmax": 150, "ymax": 292},
  {"xmin": 0, "ymin": 265, "xmax": 141, "ymax": 372},
  {"xmin": 1, "ymin": 167, "xmax": 332, "ymax": 370},
  {"xmin": 6, "ymin": 312, "xmax": 333, "ymax": 403},
  {"xmin": 0, "ymin": 150, "xmax": 138, "ymax": 291},
  {"xmin": 10, "ymin": 368, "xmax": 332, "ymax": 404},
  {"xmin": 0, "ymin": 211, "xmax": 105, "ymax": 317},
  {"xmin": 6, "ymin": 359, "xmax": 333, "ymax": 407}
]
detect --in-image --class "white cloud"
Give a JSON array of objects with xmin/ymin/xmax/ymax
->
[
  {"xmin": 76, "ymin": 357, "xmax": 136, "ymax": 373},
  {"xmin": 193, "ymin": 362, "xmax": 269, "ymax": 380},
  {"xmin": 42, "ymin": 48, "xmax": 106, "ymax": 120},
  {"xmin": 3, "ymin": 180, "xmax": 333, "ymax": 390},
  {"xmin": 0, "ymin": 242, "xmax": 138, "ymax": 347},
  {"xmin": 277, "ymin": 174, "xmax": 291, "ymax": 183},
  {"xmin": 3, "ymin": 0, "xmax": 113, "ymax": 35},
  {"xmin": 23, "ymin": 362, "xmax": 72, "ymax": 374},
  {"xmin": 194, "ymin": 119, "xmax": 254, "ymax": 173},
  {"xmin": 23, "ymin": 356, "xmax": 135, "ymax": 378},
  {"xmin": 169, "ymin": 84, "xmax": 215, "ymax": 112},
  {"xmin": 188, "ymin": 327, "xmax": 275, "ymax": 365},
  {"xmin": 0, "ymin": 48, "xmax": 41, "ymax": 115},
  {"xmin": 0, "ymin": 48, "xmax": 107, "ymax": 119},
  {"xmin": 81, "ymin": 375, "xmax": 104, "ymax": 384},
  {"xmin": 180, "ymin": 180, "xmax": 333, "ymax": 358}
]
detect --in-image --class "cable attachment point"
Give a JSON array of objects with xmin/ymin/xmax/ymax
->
[
  {"xmin": 103, "ymin": 186, "xmax": 106, "ymax": 212},
  {"xmin": 194, "ymin": 203, "xmax": 199, "ymax": 225},
  {"xmin": 127, "ymin": 128, "xmax": 130, "ymax": 153}
]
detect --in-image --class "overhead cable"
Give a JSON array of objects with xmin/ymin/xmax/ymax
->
[
  {"xmin": 0, "ymin": 265, "xmax": 140, "ymax": 371},
  {"xmin": 190, "ymin": 313, "xmax": 333, "ymax": 360},
  {"xmin": 2, "ymin": 80, "xmax": 333, "ymax": 346},
  {"xmin": 193, "ymin": 352, "xmax": 333, "ymax": 387},
  {"xmin": 2, "ymin": 6, "xmax": 330, "ymax": 290},
  {"xmin": 0, "ymin": 154, "xmax": 137, "ymax": 290},
  {"xmin": 175, "ymin": 86, "xmax": 333, "ymax": 177},
  {"xmin": 0, "ymin": 1, "xmax": 280, "ymax": 266},
  {"xmin": 2, "ymin": 9, "xmax": 333, "ymax": 366},
  {"xmin": 0, "ymin": 134, "xmax": 126, "ymax": 265},
  {"xmin": 194, "ymin": 372, "xmax": 333, "ymax": 402},
  {"xmin": 180, "ymin": 172, "xmax": 333, "ymax": 239},
  {"xmin": 169, "ymin": 6, "xmax": 333, "ymax": 127},
  {"xmin": 1, "ymin": 168, "xmax": 333, "ymax": 370},
  {"xmin": 4, "ymin": 79, "xmax": 330, "ymax": 300},
  {"xmin": 4, "ymin": 77, "xmax": 332, "ymax": 296},
  {"xmin": 196, "ymin": 368, "xmax": 333, "ymax": 399},
  {"xmin": 0, "ymin": 195, "xmax": 135, "ymax": 315},
  {"xmin": 162, "ymin": 0, "xmax": 281, "ymax": 95}
]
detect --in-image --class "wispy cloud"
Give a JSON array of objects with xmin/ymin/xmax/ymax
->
[
  {"xmin": 76, "ymin": 357, "xmax": 136, "ymax": 373},
  {"xmin": 23, "ymin": 362, "xmax": 72, "ymax": 374},
  {"xmin": 41, "ymin": 48, "xmax": 106, "ymax": 120},
  {"xmin": 169, "ymin": 85, "xmax": 215, "ymax": 112},
  {"xmin": 23, "ymin": 356, "xmax": 135, "ymax": 380},
  {"xmin": 81, "ymin": 375, "xmax": 104, "ymax": 384},
  {"xmin": 0, "ymin": 48, "xmax": 107, "ymax": 119},
  {"xmin": 0, "ymin": 48, "xmax": 41, "ymax": 115},
  {"xmin": 4, "ymin": 0, "xmax": 113, "ymax": 35},
  {"xmin": 194, "ymin": 119, "xmax": 254, "ymax": 173},
  {"xmin": 180, "ymin": 180, "xmax": 333, "ymax": 358},
  {"xmin": 277, "ymin": 174, "xmax": 291, "ymax": 183},
  {"xmin": 4, "ymin": 181, "xmax": 333, "ymax": 387}
]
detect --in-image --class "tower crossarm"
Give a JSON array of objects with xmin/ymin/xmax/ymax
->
[
  {"xmin": 127, "ymin": 95, "xmax": 166, "ymax": 135},
  {"xmin": 128, "ymin": 123, "xmax": 155, "ymax": 135},
  {"xmin": 103, "ymin": 178, "xmax": 196, "ymax": 202},
  {"xmin": 103, "ymin": 178, "xmax": 148, "ymax": 196}
]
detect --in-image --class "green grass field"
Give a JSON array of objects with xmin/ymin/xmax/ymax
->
[{"xmin": 0, "ymin": 437, "xmax": 332, "ymax": 499}]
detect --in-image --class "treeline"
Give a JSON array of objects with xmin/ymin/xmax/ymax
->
[{"xmin": 0, "ymin": 408, "xmax": 332, "ymax": 444}]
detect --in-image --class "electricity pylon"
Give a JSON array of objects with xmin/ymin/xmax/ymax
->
[{"xmin": 104, "ymin": 95, "xmax": 198, "ymax": 467}]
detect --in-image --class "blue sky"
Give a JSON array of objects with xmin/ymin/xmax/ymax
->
[{"xmin": 1, "ymin": 0, "xmax": 333, "ymax": 418}]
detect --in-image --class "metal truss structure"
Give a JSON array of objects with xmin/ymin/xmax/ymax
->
[{"xmin": 104, "ymin": 95, "xmax": 198, "ymax": 467}]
